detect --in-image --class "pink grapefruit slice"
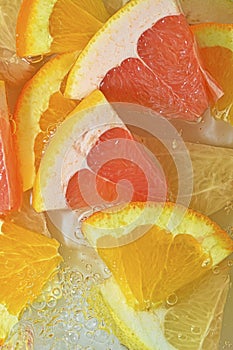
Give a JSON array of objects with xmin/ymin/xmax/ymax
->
[{"xmin": 65, "ymin": 0, "xmax": 222, "ymax": 121}]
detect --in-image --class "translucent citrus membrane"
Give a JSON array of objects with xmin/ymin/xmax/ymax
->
[
  {"xmin": 49, "ymin": 0, "xmax": 110, "ymax": 53},
  {"xmin": 34, "ymin": 91, "xmax": 78, "ymax": 171},
  {"xmin": 97, "ymin": 225, "xmax": 212, "ymax": 311},
  {"xmin": 199, "ymin": 46, "xmax": 233, "ymax": 125}
]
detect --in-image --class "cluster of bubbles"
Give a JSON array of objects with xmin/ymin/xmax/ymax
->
[{"xmin": 3, "ymin": 262, "xmax": 127, "ymax": 350}]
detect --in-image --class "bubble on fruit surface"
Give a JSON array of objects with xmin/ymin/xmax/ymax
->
[
  {"xmin": 3, "ymin": 264, "xmax": 124, "ymax": 350},
  {"xmin": 166, "ymin": 293, "xmax": 178, "ymax": 306}
]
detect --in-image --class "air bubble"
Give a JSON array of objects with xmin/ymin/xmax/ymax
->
[
  {"xmin": 166, "ymin": 293, "xmax": 178, "ymax": 306},
  {"xmin": 191, "ymin": 326, "xmax": 201, "ymax": 335},
  {"xmin": 172, "ymin": 139, "xmax": 177, "ymax": 149},
  {"xmin": 52, "ymin": 287, "xmax": 62, "ymax": 298},
  {"xmin": 228, "ymin": 260, "xmax": 233, "ymax": 267},
  {"xmin": 202, "ymin": 258, "xmax": 211, "ymax": 268},
  {"xmin": 70, "ymin": 271, "xmax": 83, "ymax": 286},
  {"xmin": 86, "ymin": 264, "xmax": 92, "ymax": 272},
  {"xmin": 66, "ymin": 331, "xmax": 79, "ymax": 344},
  {"xmin": 25, "ymin": 55, "xmax": 44, "ymax": 64},
  {"xmin": 85, "ymin": 317, "xmax": 98, "ymax": 330},
  {"xmin": 212, "ymin": 266, "xmax": 220, "ymax": 275},
  {"xmin": 177, "ymin": 333, "xmax": 187, "ymax": 341},
  {"xmin": 47, "ymin": 296, "xmax": 57, "ymax": 308},
  {"xmin": 32, "ymin": 300, "xmax": 46, "ymax": 311},
  {"xmin": 94, "ymin": 329, "xmax": 110, "ymax": 343}
]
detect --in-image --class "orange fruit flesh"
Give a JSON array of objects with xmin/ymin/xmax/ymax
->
[
  {"xmin": 34, "ymin": 91, "xmax": 78, "ymax": 171},
  {"xmin": 49, "ymin": 0, "xmax": 109, "ymax": 53},
  {"xmin": 97, "ymin": 225, "xmax": 212, "ymax": 310},
  {"xmin": 0, "ymin": 221, "xmax": 62, "ymax": 316},
  {"xmin": 198, "ymin": 46, "xmax": 233, "ymax": 124},
  {"xmin": 99, "ymin": 14, "xmax": 212, "ymax": 121}
]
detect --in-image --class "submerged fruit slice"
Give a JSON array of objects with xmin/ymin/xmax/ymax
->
[
  {"xmin": 134, "ymin": 134, "xmax": 233, "ymax": 216},
  {"xmin": 82, "ymin": 202, "xmax": 233, "ymax": 310},
  {"xmin": 0, "ymin": 220, "xmax": 62, "ymax": 344},
  {"xmin": 90, "ymin": 263, "xmax": 230, "ymax": 350},
  {"xmin": 0, "ymin": 81, "xmax": 22, "ymax": 214},
  {"xmin": 192, "ymin": 23, "xmax": 233, "ymax": 125},
  {"xmin": 16, "ymin": 0, "xmax": 110, "ymax": 57},
  {"xmin": 65, "ymin": 0, "xmax": 222, "ymax": 121},
  {"xmin": 180, "ymin": 0, "xmax": 233, "ymax": 24},
  {"xmin": 14, "ymin": 52, "xmax": 78, "ymax": 191},
  {"xmin": 33, "ymin": 90, "xmax": 166, "ymax": 212}
]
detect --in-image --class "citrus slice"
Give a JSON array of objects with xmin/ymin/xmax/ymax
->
[
  {"xmin": 83, "ymin": 202, "xmax": 233, "ymax": 348},
  {"xmin": 65, "ymin": 0, "xmax": 222, "ymax": 121},
  {"xmin": 90, "ymin": 262, "xmax": 230, "ymax": 350},
  {"xmin": 0, "ymin": 0, "xmax": 36, "ymax": 86},
  {"xmin": 192, "ymin": 23, "xmax": 233, "ymax": 125},
  {"xmin": 0, "ymin": 220, "xmax": 62, "ymax": 344},
  {"xmin": 0, "ymin": 80, "xmax": 22, "ymax": 214},
  {"xmin": 134, "ymin": 134, "xmax": 233, "ymax": 216},
  {"xmin": 180, "ymin": 0, "xmax": 233, "ymax": 24},
  {"xmin": 13, "ymin": 51, "xmax": 79, "ymax": 191},
  {"xmin": 33, "ymin": 90, "xmax": 166, "ymax": 212},
  {"xmin": 82, "ymin": 202, "xmax": 233, "ymax": 309},
  {"xmin": 16, "ymin": 0, "xmax": 110, "ymax": 57}
]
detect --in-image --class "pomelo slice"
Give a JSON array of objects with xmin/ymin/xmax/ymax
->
[
  {"xmin": 192, "ymin": 23, "xmax": 233, "ymax": 125},
  {"xmin": 82, "ymin": 202, "xmax": 233, "ymax": 349},
  {"xmin": 65, "ymin": 0, "xmax": 222, "ymax": 121},
  {"xmin": 33, "ymin": 90, "xmax": 166, "ymax": 212}
]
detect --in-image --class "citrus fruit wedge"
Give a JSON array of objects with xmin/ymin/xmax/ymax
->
[
  {"xmin": 13, "ymin": 51, "xmax": 79, "ymax": 191},
  {"xmin": 180, "ymin": 0, "xmax": 233, "ymax": 24},
  {"xmin": 0, "ymin": 80, "xmax": 22, "ymax": 214},
  {"xmin": 192, "ymin": 23, "xmax": 233, "ymax": 125},
  {"xmin": 0, "ymin": 220, "xmax": 62, "ymax": 344},
  {"xmin": 16, "ymin": 0, "xmax": 110, "ymax": 57},
  {"xmin": 33, "ymin": 90, "xmax": 166, "ymax": 212},
  {"xmin": 134, "ymin": 134, "xmax": 233, "ymax": 216},
  {"xmin": 90, "ymin": 263, "xmax": 230, "ymax": 350},
  {"xmin": 82, "ymin": 202, "xmax": 233, "ymax": 349},
  {"xmin": 0, "ymin": 0, "xmax": 36, "ymax": 86},
  {"xmin": 65, "ymin": 0, "xmax": 222, "ymax": 121}
]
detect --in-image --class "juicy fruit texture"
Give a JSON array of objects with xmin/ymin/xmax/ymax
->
[
  {"xmin": 82, "ymin": 202, "xmax": 233, "ymax": 311},
  {"xmin": 192, "ymin": 23, "xmax": 233, "ymax": 125},
  {"xmin": 180, "ymin": 0, "xmax": 233, "ymax": 24},
  {"xmin": 14, "ymin": 52, "xmax": 78, "ymax": 191},
  {"xmin": 65, "ymin": 0, "xmax": 222, "ymax": 121},
  {"xmin": 0, "ymin": 81, "xmax": 22, "ymax": 214},
  {"xmin": 91, "ymin": 262, "xmax": 230, "ymax": 350},
  {"xmin": 33, "ymin": 90, "xmax": 166, "ymax": 212},
  {"xmin": 66, "ymin": 126, "xmax": 166, "ymax": 210},
  {"xmin": 0, "ymin": 220, "xmax": 62, "ymax": 343},
  {"xmin": 16, "ymin": 0, "xmax": 110, "ymax": 57},
  {"xmin": 0, "ymin": 0, "xmax": 35, "ymax": 86}
]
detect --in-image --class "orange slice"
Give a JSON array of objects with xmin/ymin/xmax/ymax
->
[
  {"xmin": 65, "ymin": 0, "xmax": 222, "ymax": 121},
  {"xmin": 0, "ymin": 220, "xmax": 62, "ymax": 344},
  {"xmin": 83, "ymin": 202, "xmax": 233, "ymax": 349},
  {"xmin": 13, "ymin": 51, "xmax": 79, "ymax": 191},
  {"xmin": 16, "ymin": 0, "xmax": 110, "ymax": 57},
  {"xmin": 192, "ymin": 23, "xmax": 233, "ymax": 125},
  {"xmin": 82, "ymin": 202, "xmax": 233, "ymax": 309}
]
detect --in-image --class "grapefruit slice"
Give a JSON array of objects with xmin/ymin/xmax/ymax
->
[
  {"xmin": 33, "ymin": 90, "xmax": 166, "ymax": 212},
  {"xmin": 82, "ymin": 202, "xmax": 233, "ymax": 349},
  {"xmin": 0, "ymin": 80, "xmax": 22, "ymax": 214},
  {"xmin": 192, "ymin": 23, "xmax": 233, "ymax": 125},
  {"xmin": 65, "ymin": 0, "xmax": 222, "ymax": 121}
]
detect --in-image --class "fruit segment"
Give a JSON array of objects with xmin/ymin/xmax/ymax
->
[{"xmin": 0, "ymin": 81, "xmax": 22, "ymax": 214}]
